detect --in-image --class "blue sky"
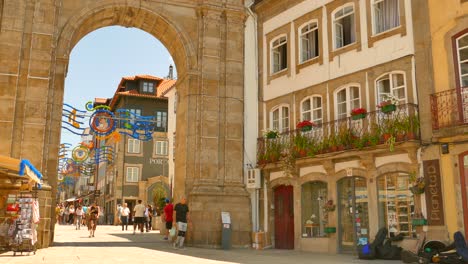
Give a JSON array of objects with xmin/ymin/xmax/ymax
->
[{"xmin": 61, "ymin": 26, "xmax": 175, "ymax": 147}]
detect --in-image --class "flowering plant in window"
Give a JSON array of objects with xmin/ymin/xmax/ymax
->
[
  {"xmin": 322, "ymin": 199, "xmax": 336, "ymax": 212},
  {"xmin": 377, "ymin": 94, "xmax": 399, "ymax": 113},
  {"xmin": 264, "ymin": 129, "xmax": 279, "ymax": 139},
  {"xmin": 350, "ymin": 107, "xmax": 367, "ymax": 120},
  {"xmin": 409, "ymin": 171, "xmax": 426, "ymax": 195},
  {"xmin": 296, "ymin": 120, "xmax": 316, "ymax": 132}
]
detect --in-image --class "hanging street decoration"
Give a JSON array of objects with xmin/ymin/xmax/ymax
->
[
  {"xmin": 62, "ymin": 104, "xmax": 87, "ymax": 135},
  {"xmin": 115, "ymin": 109, "xmax": 156, "ymax": 141}
]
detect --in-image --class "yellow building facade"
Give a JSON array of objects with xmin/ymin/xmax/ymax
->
[{"xmin": 424, "ymin": 0, "xmax": 468, "ymax": 241}]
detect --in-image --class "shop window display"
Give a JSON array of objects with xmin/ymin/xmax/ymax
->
[
  {"xmin": 301, "ymin": 181, "xmax": 327, "ymax": 238},
  {"xmin": 377, "ymin": 172, "xmax": 415, "ymax": 237}
]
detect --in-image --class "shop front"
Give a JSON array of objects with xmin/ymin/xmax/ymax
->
[
  {"xmin": 0, "ymin": 155, "xmax": 45, "ymax": 253},
  {"xmin": 260, "ymin": 147, "xmax": 422, "ymax": 253}
]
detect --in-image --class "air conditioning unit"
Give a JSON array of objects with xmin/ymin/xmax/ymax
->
[{"xmin": 246, "ymin": 169, "xmax": 261, "ymax": 189}]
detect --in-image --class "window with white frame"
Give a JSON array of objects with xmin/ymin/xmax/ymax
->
[
  {"xmin": 456, "ymin": 33, "xmax": 468, "ymax": 88},
  {"xmin": 155, "ymin": 140, "xmax": 168, "ymax": 156},
  {"xmin": 155, "ymin": 111, "xmax": 168, "ymax": 131},
  {"xmin": 376, "ymin": 72, "xmax": 406, "ymax": 105},
  {"xmin": 336, "ymin": 86, "xmax": 361, "ymax": 120},
  {"xmin": 333, "ymin": 4, "xmax": 356, "ymax": 49},
  {"xmin": 271, "ymin": 106, "xmax": 289, "ymax": 132},
  {"xmin": 301, "ymin": 96, "xmax": 323, "ymax": 124},
  {"xmin": 271, "ymin": 36, "xmax": 288, "ymax": 73},
  {"xmin": 126, "ymin": 167, "xmax": 139, "ymax": 182},
  {"xmin": 300, "ymin": 22, "xmax": 319, "ymax": 63},
  {"xmin": 127, "ymin": 138, "xmax": 141, "ymax": 153},
  {"xmin": 372, "ymin": 0, "xmax": 400, "ymax": 35},
  {"xmin": 142, "ymin": 81, "xmax": 154, "ymax": 93}
]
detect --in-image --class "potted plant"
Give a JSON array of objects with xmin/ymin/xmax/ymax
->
[
  {"xmin": 350, "ymin": 107, "xmax": 367, "ymax": 120},
  {"xmin": 409, "ymin": 171, "xmax": 426, "ymax": 194},
  {"xmin": 377, "ymin": 94, "xmax": 399, "ymax": 114},
  {"xmin": 264, "ymin": 129, "xmax": 279, "ymax": 139},
  {"xmin": 296, "ymin": 120, "xmax": 316, "ymax": 132},
  {"xmin": 411, "ymin": 212, "xmax": 428, "ymax": 226}
]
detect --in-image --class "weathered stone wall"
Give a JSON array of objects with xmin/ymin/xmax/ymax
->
[{"xmin": 0, "ymin": 0, "xmax": 250, "ymax": 248}]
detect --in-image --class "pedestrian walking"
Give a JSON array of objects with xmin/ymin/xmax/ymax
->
[
  {"xmin": 173, "ymin": 197, "xmax": 190, "ymax": 249},
  {"xmin": 59, "ymin": 205, "xmax": 65, "ymax": 225},
  {"xmin": 82, "ymin": 204, "xmax": 88, "ymax": 226},
  {"xmin": 145, "ymin": 205, "xmax": 153, "ymax": 232},
  {"xmin": 132, "ymin": 200, "xmax": 145, "ymax": 234},
  {"xmin": 68, "ymin": 205, "xmax": 75, "ymax": 225},
  {"xmin": 88, "ymin": 204, "xmax": 99, "ymax": 238},
  {"xmin": 116, "ymin": 204, "xmax": 122, "ymax": 225},
  {"xmin": 64, "ymin": 205, "xmax": 70, "ymax": 225},
  {"xmin": 163, "ymin": 198, "xmax": 173, "ymax": 240},
  {"xmin": 75, "ymin": 206, "xmax": 83, "ymax": 230},
  {"xmin": 55, "ymin": 204, "xmax": 61, "ymax": 224},
  {"xmin": 120, "ymin": 203, "xmax": 130, "ymax": 231}
]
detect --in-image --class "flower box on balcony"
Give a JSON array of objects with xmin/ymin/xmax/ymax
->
[
  {"xmin": 352, "ymin": 113, "xmax": 367, "ymax": 120},
  {"xmin": 296, "ymin": 120, "xmax": 316, "ymax": 132},
  {"xmin": 381, "ymin": 104, "xmax": 396, "ymax": 113}
]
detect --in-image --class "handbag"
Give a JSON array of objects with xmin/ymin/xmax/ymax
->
[{"xmin": 169, "ymin": 227, "xmax": 176, "ymax": 237}]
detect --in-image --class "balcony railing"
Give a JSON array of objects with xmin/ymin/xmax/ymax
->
[
  {"xmin": 430, "ymin": 87, "xmax": 468, "ymax": 129},
  {"xmin": 257, "ymin": 103, "xmax": 420, "ymax": 165}
]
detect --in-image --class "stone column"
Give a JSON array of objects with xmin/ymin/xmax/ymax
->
[{"xmin": 184, "ymin": 6, "xmax": 251, "ymax": 247}]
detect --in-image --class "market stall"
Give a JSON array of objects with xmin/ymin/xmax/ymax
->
[{"xmin": 0, "ymin": 155, "xmax": 42, "ymax": 255}]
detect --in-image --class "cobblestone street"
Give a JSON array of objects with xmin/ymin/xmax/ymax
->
[{"xmin": 0, "ymin": 225, "xmax": 404, "ymax": 264}]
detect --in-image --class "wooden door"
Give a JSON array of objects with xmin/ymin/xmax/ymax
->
[
  {"xmin": 460, "ymin": 153, "xmax": 468, "ymax": 239},
  {"xmin": 274, "ymin": 185, "xmax": 294, "ymax": 249}
]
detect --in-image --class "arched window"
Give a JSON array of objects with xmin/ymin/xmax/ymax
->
[
  {"xmin": 377, "ymin": 172, "xmax": 416, "ymax": 237},
  {"xmin": 299, "ymin": 21, "xmax": 319, "ymax": 63},
  {"xmin": 301, "ymin": 181, "xmax": 328, "ymax": 238},
  {"xmin": 270, "ymin": 105, "xmax": 289, "ymax": 132},
  {"xmin": 376, "ymin": 72, "xmax": 406, "ymax": 106},
  {"xmin": 335, "ymin": 85, "xmax": 361, "ymax": 120},
  {"xmin": 271, "ymin": 35, "xmax": 288, "ymax": 73},
  {"xmin": 332, "ymin": 3, "xmax": 356, "ymax": 49},
  {"xmin": 371, "ymin": 0, "xmax": 400, "ymax": 35},
  {"xmin": 301, "ymin": 96, "xmax": 323, "ymax": 125},
  {"xmin": 455, "ymin": 32, "xmax": 468, "ymax": 88}
]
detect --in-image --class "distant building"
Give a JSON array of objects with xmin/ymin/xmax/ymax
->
[{"xmin": 99, "ymin": 74, "xmax": 176, "ymax": 222}]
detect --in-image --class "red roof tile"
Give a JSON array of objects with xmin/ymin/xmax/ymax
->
[
  {"xmin": 158, "ymin": 79, "xmax": 177, "ymax": 97},
  {"xmin": 109, "ymin": 74, "xmax": 176, "ymax": 109}
]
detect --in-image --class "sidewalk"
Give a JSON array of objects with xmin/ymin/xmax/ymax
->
[{"xmin": 0, "ymin": 225, "xmax": 402, "ymax": 264}]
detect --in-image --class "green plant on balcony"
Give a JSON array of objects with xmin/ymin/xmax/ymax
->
[
  {"xmin": 281, "ymin": 138, "xmax": 297, "ymax": 177},
  {"xmin": 377, "ymin": 94, "xmax": 399, "ymax": 113},
  {"xmin": 264, "ymin": 129, "xmax": 279, "ymax": 139},
  {"xmin": 294, "ymin": 132, "xmax": 309, "ymax": 157},
  {"xmin": 264, "ymin": 139, "xmax": 282, "ymax": 162},
  {"xmin": 350, "ymin": 107, "xmax": 367, "ymax": 120}
]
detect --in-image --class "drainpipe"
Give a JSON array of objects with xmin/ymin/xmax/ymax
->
[{"xmin": 246, "ymin": 1, "xmax": 260, "ymax": 232}]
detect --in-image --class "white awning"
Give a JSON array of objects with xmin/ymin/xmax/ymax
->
[{"xmin": 66, "ymin": 197, "xmax": 77, "ymax": 202}]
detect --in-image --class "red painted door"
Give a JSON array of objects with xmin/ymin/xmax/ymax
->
[
  {"xmin": 275, "ymin": 185, "xmax": 294, "ymax": 249},
  {"xmin": 460, "ymin": 153, "xmax": 468, "ymax": 239}
]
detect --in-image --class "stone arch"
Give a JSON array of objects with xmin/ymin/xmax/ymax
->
[
  {"xmin": 299, "ymin": 172, "xmax": 327, "ymax": 184},
  {"xmin": 270, "ymin": 177, "xmax": 297, "ymax": 189},
  {"xmin": 335, "ymin": 167, "xmax": 367, "ymax": 181},
  {"xmin": 55, "ymin": 1, "xmax": 196, "ymax": 75},
  {"xmin": 375, "ymin": 162, "xmax": 415, "ymax": 176}
]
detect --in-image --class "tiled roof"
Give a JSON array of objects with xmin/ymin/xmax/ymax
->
[
  {"xmin": 94, "ymin": 97, "xmax": 108, "ymax": 104},
  {"xmin": 109, "ymin": 74, "xmax": 176, "ymax": 109},
  {"xmin": 158, "ymin": 79, "xmax": 177, "ymax": 97}
]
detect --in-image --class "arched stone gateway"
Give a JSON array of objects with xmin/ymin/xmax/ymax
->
[{"xmin": 0, "ymin": 0, "xmax": 250, "ymax": 248}]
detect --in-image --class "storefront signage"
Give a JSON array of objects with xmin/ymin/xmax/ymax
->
[
  {"xmin": 149, "ymin": 158, "xmax": 167, "ymax": 165},
  {"xmin": 423, "ymin": 159, "xmax": 445, "ymax": 225}
]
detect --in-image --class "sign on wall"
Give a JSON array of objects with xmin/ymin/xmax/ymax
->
[{"xmin": 423, "ymin": 159, "xmax": 445, "ymax": 226}]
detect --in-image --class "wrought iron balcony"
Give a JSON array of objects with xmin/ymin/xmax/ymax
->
[
  {"xmin": 257, "ymin": 103, "xmax": 420, "ymax": 165},
  {"xmin": 430, "ymin": 87, "xmax": 468, "ymax": 129}
]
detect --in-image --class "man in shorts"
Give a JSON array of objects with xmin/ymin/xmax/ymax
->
[
  {"xmin": 133, "ymin": 200, "xmax": 145, "ymax": 234},
  {"xmin": 173, "ymin": 197, "xmax": 189, "ymax": 249}
]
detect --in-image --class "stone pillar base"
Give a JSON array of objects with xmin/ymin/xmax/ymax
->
[
  {"xmin": 36, "ymin": 186, "xmax": 53, "ymax": 249},
  {"xmin": 187, "ymin": 185, "xmax": 252, "ymax": 248}
]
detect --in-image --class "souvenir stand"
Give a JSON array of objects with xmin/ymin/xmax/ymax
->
[{"xmin": 0, "ymin": 155, "xmax": 42, "ymax": 255}]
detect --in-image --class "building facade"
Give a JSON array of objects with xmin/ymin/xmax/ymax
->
[
  {"xmin": 103, "ymin": 75, "xmax": 175, "ymax": 221},
  {"xmin": 425, "ymin": 0, "xmax": 468, "ymax": 241},
  {"xmin": 253, "ymin": 0, "xmax": 430, "ymax": 253}
]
